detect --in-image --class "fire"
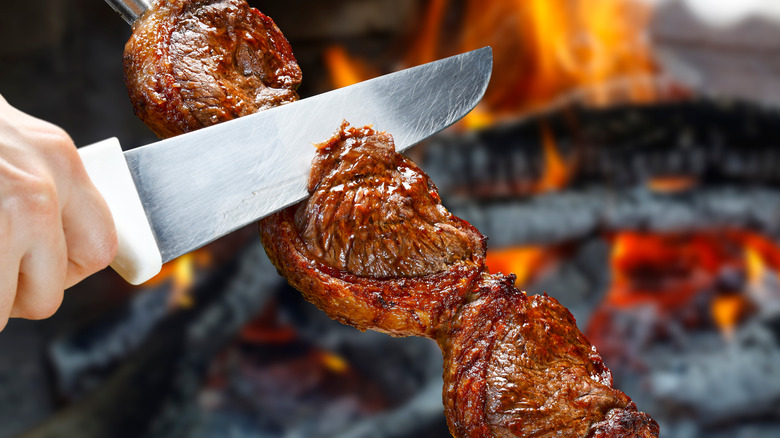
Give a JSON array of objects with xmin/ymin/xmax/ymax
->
[
  {"xmin": 486, "ymin": 245, "xmax": 559, "ymax": 287},
  {"xmin": 589, "ymin": 229, "xmax": 780, "ymax": 350},
  {"xmin": 323, "ymin": 45, "xmax": 377, "ymax": 89},
  {"xmin": 710, "ymin": 294, "xmax": 748, "ymax": 342},
  {"xmin": 324, "ymin": 0, "xmax": 662, "ymax": 129},
  {"xmin": 646, "ymin": 176, "xmax": 698, "ymax": 193},
  {"xmin": 410, "ymin": 0, "xmax": 660, "ymax": 119},
  {"xmin": 735, "ymin": 230, "xmax": 780, "ymax": 304},
  {"xmin": 602, "ymin": 231, "xmax": 727, "ymax": 311},
  {"xmin": 535, "ymin": 124, "xmax": 572, "ymax": 192},
  {"xmin": 143, "ymin": 249, "xmax": 212, "ymax": 307}
]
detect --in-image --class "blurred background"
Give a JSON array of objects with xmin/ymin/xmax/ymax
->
[{"xmin": 2, "ymin": 0, "xmax": 780, "ymax": 436}]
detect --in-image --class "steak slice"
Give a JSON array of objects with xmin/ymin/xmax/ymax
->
[
  {"xmin": 123, "ymin": 0, "xmax": 301, "ymax": 138},
  {"xmin": 260, "ymin": 122, "xmax": 487, "ymax": 337}
]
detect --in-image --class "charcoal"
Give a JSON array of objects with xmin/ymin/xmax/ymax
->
[
  {"xmin": 420, "ymin": 98, "xmax": 780, "ymax": 197},
  {"xmin": 20, "ymin": 242, "xmax": 279, "ymax": 438},
  {"xmin": 648, "ymin": 316, "xmax": 780, "ymax": 424},
  {"xmin": 449, "ymin": 186, "xmax": 780, "ymax": 246}
]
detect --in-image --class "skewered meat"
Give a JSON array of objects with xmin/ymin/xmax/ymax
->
[
  {"xmin": 440, "ymin": 273, "xmax": 659, "ymax": 437},
  {"xmin": 123, "ymin": 0, "xmax": 301, "ymax": 138},
  {"xmin": 261, "ymin": 124, "xmax": 660, "ymax": 437},
  {"xmin": 259, "ymin": 122, "xmax": 486, "ymax": 337},
  {"xmin": 123, "ymin": 1, "xmax": 659, "ymax": 436}
]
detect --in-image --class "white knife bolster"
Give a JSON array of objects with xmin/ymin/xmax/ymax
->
[{"xmin": 78, "ymin": 138, "xmax": 162, "ymax": 285}]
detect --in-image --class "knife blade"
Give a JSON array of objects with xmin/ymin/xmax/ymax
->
[{"xmin": 79, "ymin": 47, "xmax": 493, "ymax": 284}]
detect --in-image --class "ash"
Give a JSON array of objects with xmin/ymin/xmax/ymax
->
[{"xmin": 646, "ymin": 311, "xmax": 780, "ymax": 433}]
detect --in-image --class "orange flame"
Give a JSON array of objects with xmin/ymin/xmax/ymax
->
[
  {"xmin": 535, "ymin": 124, "xmax": 572, "ymax": 192},
  {"xmin": 143, "ymin": 249, "xmax": 213, "ymax": 308},
  {"xmin": 710, "ymin": 294, "xmax": 748, "ymax": 342},
  {"xmin": 323, "ymin": 46, "xmax": 376, "ymax": 89},
  {"xmin": 412, "ymin": 0, "xmax": 660, "ymax": 119},
  {"xmin": 590, "ymin": 230, "xmax": 780, "ymax": 342},
  {"xmin": 599, "ymin": 231, "xmax": 744, "ymax": 318},
  {"xmin": 745, "ymin": 244, "xmax": 766, "ymax": 286},
  {"xmin": 734, "ymin": 230, "xmax": 780, "ymax": 305},
  {"xmin": 647, "ymin": 176, "xmax": 698, "ymax": 193},
  {"xmin": 324, "ymin": 0, "xmax": 662, "ymax": 128},
  {"xmin": 486, "ymin": 245, "xmax": 558, "ymax": 287}
]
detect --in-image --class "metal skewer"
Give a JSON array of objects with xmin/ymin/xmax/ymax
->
[{"xmin": 104, "ymin": 0, "xmax": 151, "ymax": 25}]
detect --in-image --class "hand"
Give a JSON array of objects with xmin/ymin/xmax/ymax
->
[{"xmin": 0, "ymin": 95, "xmax": 117, "ymax": 330}]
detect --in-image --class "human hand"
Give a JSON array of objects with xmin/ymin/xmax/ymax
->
[{"xmin": 0, "ymin": 95, "xmax": 117, "ymax": 330}]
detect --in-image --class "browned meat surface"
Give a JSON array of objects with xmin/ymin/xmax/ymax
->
[
  {"xmin": 439, "ymin": 273, "xmax": 659, "ymax": 438},
  {"xmin": 123, "ymin": 2, "xmax": 659, "ymax": 435},
  {"xmin": 260, "ymin": 122, "xmax": 487, "ymax": 337},
  {"xmin": 123, "ymin": 0, "xmax": 301, "ymax": 138},
  {"xmin": 299, "ymin": 122, "xmax": 485, "ymax": 278}
]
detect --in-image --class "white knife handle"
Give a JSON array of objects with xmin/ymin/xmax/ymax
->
[{"xmin": 78, "ymin": 138, "xmax": 162, "ymax": 285}]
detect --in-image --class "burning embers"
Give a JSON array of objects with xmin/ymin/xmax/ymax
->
[
  {"xmin": 578, "ymin": 229, "xmax": 780, "ymax": 433},
  {"xmin": 586, "ymin": 230, "xmax": 776, "ymax": 366}
]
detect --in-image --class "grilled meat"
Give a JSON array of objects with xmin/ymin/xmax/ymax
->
[
  {"xmin": 440, "ymin": 273, "xmax": 659, "ymax": 437},
  {"xmin": 261, "ymin": 124, "xmax": 660, "ymax": 437},
  {"xmin": 123, "ymin": 0, "xmax": 301, "ymax": 138},
  {"xmin": 259, "ymin": 122, "xmax": 486, "ymax": 337}
]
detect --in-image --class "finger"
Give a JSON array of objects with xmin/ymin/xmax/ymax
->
[
  {"xmin": 10, "ymin": 202, "xmax": 69, "ymax": 320},
  {"xmin": 62, "ymin": 184, "xmax": 118, "ymax": 288},
  {"xmin": 11, "ymin": 232, "xmax": 68, "ymax": 320},
  {"xmin": 58, "ymin": 142, "xmax": 118, "ymax": 288},
  {"xmin": 0, "ymin": 250, "xmax": 21, "ymax": 330}
]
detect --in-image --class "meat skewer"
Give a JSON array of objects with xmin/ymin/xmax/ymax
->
[
  {"xmin": 259, "ymin": 122, "xmax": 487, "ymax": 338},
  {"xmin": 104, "ymin": 0, "xmax": 151, "ymax": 24},
  {"xmin": 261, "ymin": 122, "xmax": 660, "ymax": 438},
  {"xmin": 122, "ymin": 1, "xmax": 660, "ymax": 436}
]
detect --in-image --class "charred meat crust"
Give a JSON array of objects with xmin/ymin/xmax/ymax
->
[
  {"xmin": 591, "ymin": 408, "xmax": 660, "ymax": 438},
  {"xmin": 297, "ymin": 123, "xmax": 486, "ymax": 279},
  {"xmin": 123, "ymin": 0, "xmax": 301, "ymax": 138},
  {"xmin": 440, "ymin": 273, "xmax": 659, "ymax": 438},
  {"xmin": 260, "ymin": 123, "xmax": 487, "ymax": 338},
  {"xmin": 261, "ymin": 208, "xmax": 485, "ymax": 337}
]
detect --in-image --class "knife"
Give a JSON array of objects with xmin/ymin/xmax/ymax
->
[{"xmin": 78, "ymin": 47, "xmax": 493, "ymax": 285}]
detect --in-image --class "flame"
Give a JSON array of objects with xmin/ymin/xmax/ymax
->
[
  {"xmin": 486, "ymin": 245, "xmax": 556, "ymax": 287},
  {"xmin": 590, "ymin": 230, "xmax": 780, "ymax": 343},
  {"xmin": 324, "ymin": 0, "xmax": 662, "ymax": 130},
  {"xmin": 535, "ymin": 124, "xmax": 572, "ymax": 192},
  {"xmin": 318, "ymin": 351, "xmax": 350, "ymax": 374},
  {"xmin": 734, "ymin": 230, "xmax": 780, "ymax": 304},
  {"xmin": 143, "ymin": 249, "xmax": 212, "ymax": 308},
  {"xmin": 410, "ymin": 0, "xmax": 660, "ymax": 119},
  {"xmin": 733, "ymin": 230, "xmax": 780, "ymax": 275},
  {"xmin": 411, "ymin": 0, "xmax": 447, "ymax": 66},
  {"xmin": 647, "ymin": 176, "xmax": 698, "ymax": 193},
  {"xmin": 744, "ymin": 244, "xmax": 766, "ymax": 286},
  {"xmin": 602, "ymin": 232, "xmax": 717, "ymax": 310},
  {"xmin": 323, "ymin": 45, "xmax": 376, "ymax": 89},
  {"xmin": 710, "ymin": 294, "xmax": 748, "ymax": 342}
]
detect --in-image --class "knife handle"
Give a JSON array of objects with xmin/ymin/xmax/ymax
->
[{"xmin": 78, "ymin": 138, "xmax": 162, "ymax": 285}]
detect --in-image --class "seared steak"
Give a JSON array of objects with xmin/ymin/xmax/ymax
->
[
  {"xmin": 440, "ymin": 273, "xmax": 660, "ymax": 437},
  {"xmin": 123, "ymin": 0, "xmax": 301, "ymax": 138},
  {"xmin": 260, "ymin": 122, "xmax": 486, "ymax": 337}
]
